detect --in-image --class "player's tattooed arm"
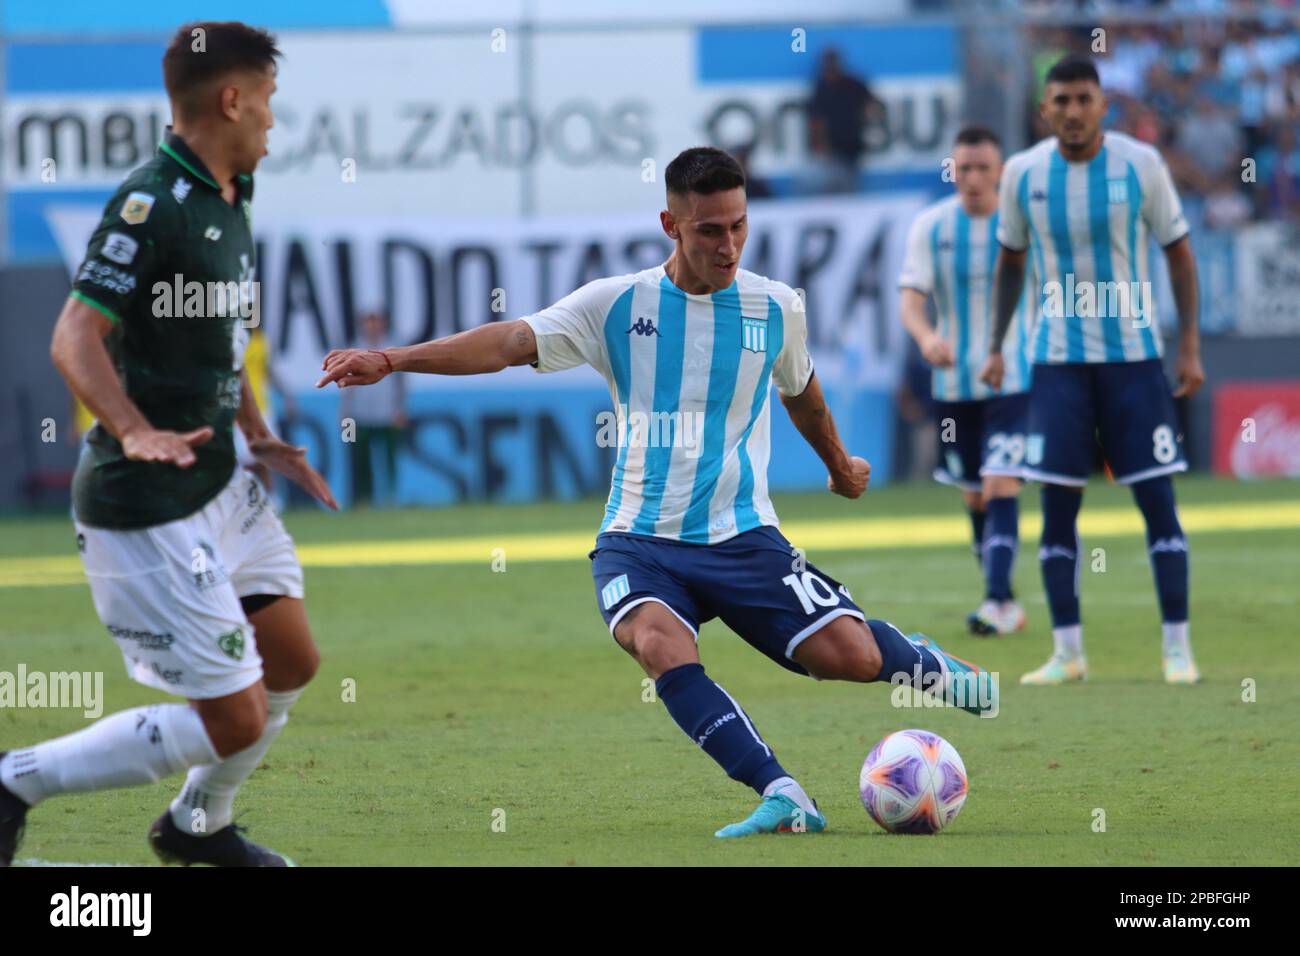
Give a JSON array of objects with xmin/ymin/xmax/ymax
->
[
  {"xmin": 50, "ymin": 296, "xmax": 213, "ymax": 467},
  {"xmin": 980, "ymin": 245, "xmax": 1028, "ymax": 389},
  {"xmin": 318, "ymin": 320, "xmax": 539, "ymax": 387},
  {"xmin": 780, "ymin": 372, "xmax": 870, "ymax": 499},
  {"xmin": 1163, "ymin": 236, "xmax": 1204, "ymax": 397}
]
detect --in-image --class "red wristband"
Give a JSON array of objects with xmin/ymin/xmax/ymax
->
[{"xmin": 369, "ymin": 349, "xmax": 393, "ymax": 374}]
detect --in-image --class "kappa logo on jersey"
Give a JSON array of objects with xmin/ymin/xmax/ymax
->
[
  {"xmin": 741, "ymin": 316, "xmax": 768, "ymax": 353},
  {"xmin": 601, "ymin": 573, "xmax": 630, "ymax": 610},
  {"xmin": 171, "ymin": 178, "xmax": 192, "ymax": 203},
  {"xmin": 627, "ymin": 316, "xmax": 659, "ymax": 337},
  {"xmin": 204, "ymin": 226, "xmax": 222, "ymax": 241},
  {"xmin": 119, "ymin": 191, "xmax": 155, "ymax": 224},
  {"xmin": 100, "ymin": 232, "xmax": 138, "ymax": 265},
  {"xmin": 1030, "ymin": 189, "xmax": 1047, "ymax": 202}
]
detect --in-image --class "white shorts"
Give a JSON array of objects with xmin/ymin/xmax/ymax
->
[{"xmin": 75, "ymin": 469, "xmax": 305, "ymax": 699}]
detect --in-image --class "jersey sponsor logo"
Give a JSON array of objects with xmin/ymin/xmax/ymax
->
[
  {"xmin": 601, "ymin": 573, "xmax": 630, "ymax": 610},
  {"xmin": 216, "ymin": 627, "xmax": 246, "ymax": 660},
  {"xmin": 100, "ymin": 231, "xmax": 138, "ymax": 265},
  {"xmin": 119, "ymin": 191, "xmax": 155, "ymax": 224},
  {"xmin": 171, "ymin": 178, "xmax": 192, "ymax": 204},
  {"xmin": 77, "ymin": 259, "xmax": 136, "ymax": 295},
  {"xmin": 106, "ymin": 624, "xmax": 176, "ymax": 651},
  {"xmin": 741, "ymin": 315, "xmax": 768, "ymax": 353},
  {"xmin": 1106, "ymin": 179, "xmax": 1128, "ymax": 204},
  {"xmin": 149, "ymin": 661, "xmax": 184, "ymax": 685},
  {"xmin": 626, "ymin": 316, "xmax": 659, "ymax": 337}
]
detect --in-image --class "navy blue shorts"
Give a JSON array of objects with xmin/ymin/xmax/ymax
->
[
  {"xmin": 933, "ymin": 392, "xmax": 1031, "ymax": 491},
  {"xmin": 589, "ymin": 526, "xmax": 865, "ymax": 676},
  {"xmin": 1023, "ymin": 359, "xmax": 1187, "ymax": 486}
]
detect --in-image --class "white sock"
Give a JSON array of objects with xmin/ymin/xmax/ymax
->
[
  {"xmin": 1162, "ymin": 621, "xmax": 1190, "ymax": 657},
  {"xmin": 1052, "ymin": 624, "xmax": 1084, "ymax": 660},
  {"xmin": 169, "ymin": 687, "xmax": 302, "ymax": 836},
  {"xmin": 763, "ymin": 775, "xmax": 818, "ymax": 817},
  {"xmin": 0, "ymin": 704, "xmax": 217, "ymax": 808}
]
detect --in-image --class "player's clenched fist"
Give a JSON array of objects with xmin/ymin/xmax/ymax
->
[
  {"xmin": 979, "ymin": 353, "xmax": 1004, "ymax": 390},
  {"xmin": 317, "ymin": 348, "xmax": 393, "ymax": 389},
  {"xmin": 828, "ymin": 455, "xmax": 871, "ymax": 499}
]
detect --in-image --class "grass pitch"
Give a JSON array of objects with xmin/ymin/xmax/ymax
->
[{"xmin": 2, "ymin": 474, "xmax": 1298, "ymax": 866}]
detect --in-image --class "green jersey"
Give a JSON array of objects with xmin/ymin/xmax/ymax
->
[{"xmin": 71, "ymin": 131, "xmax": 258, "ymax": 529}]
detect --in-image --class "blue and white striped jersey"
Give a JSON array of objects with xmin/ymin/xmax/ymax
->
[
  {"xmin": 522, "ymin": 265, "xmax": 814, "ymax": 545},
  {"xmin": 996, "ymin": 131, "xmax": 1189, "ymax": 364},
  {"xmin": 899, "ymin": 195, "xmax": 1036, "ymax": 401}
]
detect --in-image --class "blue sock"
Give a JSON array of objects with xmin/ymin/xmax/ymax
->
[
  {"xmin": 655, "ymin": 663, "xmax": 787, "ymax": 795},
  {"xmin": 983, "ymin": 497, "xmax": 1019, "ymax": 601},
  {"xmin": 968, "ymin": 508, "xmax": 987, "ymax": 569},
  {"xmin": 1039, "ymin": 484, "xmax": 1083, "ymax": 628},
  {"xmin": 866, "ymin": 619, "xmax": 944, "ymax": 690},
  {"xmin": 1132, "ymin": 476, "xmax": 1189, "ymax": 623}
]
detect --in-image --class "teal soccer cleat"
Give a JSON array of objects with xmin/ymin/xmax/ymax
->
[
  {"xmin": 909, "ymin": 633, "xmax": 1000, "ymax": 717},
  {"xmin": 714, "ymin": 793, "xmax": 827, "ymax": 839}
]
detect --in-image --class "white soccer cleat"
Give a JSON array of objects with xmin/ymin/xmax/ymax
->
[
  {"xmin": 967, "ymin": 600, "xmax": 1026, "ymax": 637},
  {"xmin": 1019, "ymin": 653, "xmax": 1088, "ymax": 685},
  {"xmin": 1163, "ymin": 649, "xmax": 1201, "ymax": 684}
]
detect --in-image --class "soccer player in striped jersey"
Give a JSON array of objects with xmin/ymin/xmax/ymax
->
[
  {"xmin": 899, "ymin": 125, "xmax": 1036, "ymax": 636},
  {"xmin": 980, "ymin": 55, "xmax": 1205, "ymax": 685},
  {"xmin": 319, "ymin": 147, "xmax": 998, "ymax": 838}
]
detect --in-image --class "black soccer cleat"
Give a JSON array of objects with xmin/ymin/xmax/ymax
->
[
  {"xmin": 148, "ymin": 811, "xmax": 294, "ymax": 867},
  {"xmin": 0, "ymin": 752, "xmax": 31, "ymax": 867}
]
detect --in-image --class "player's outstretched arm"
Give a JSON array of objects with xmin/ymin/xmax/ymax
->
[
  {"xmin": 1163, "ymin": 236, "xmax": 1204, "ymax": 398},
  {"xmin": 779, "ymin": 372, "xmax": 870, "ymax": 499},
  {"xmin": 50, "ymin": 296, "xmax": 212, "ymax": 467},
  {"xmin": 317, "ymin": 319, "xmax": 539, "ymax": 388},
  {"xmin": 979, "ymin": 244, "xmax": 1028, "ymax": 390}
]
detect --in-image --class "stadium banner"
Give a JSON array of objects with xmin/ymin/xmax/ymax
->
[
  {"xmin": 1233, "ymin": 223, "xmax": 1300, "ymax": 336},
  {"xmin": 1211, "ymin": 381, "xmax": 1300, "ymax": 478},
  {"xmin": 47, "ymin": 193, "xmax": 924, "ymax": 506},
  {"xmin": 6, "ymin": 23, "xmax": 953, "ymax": 260}
]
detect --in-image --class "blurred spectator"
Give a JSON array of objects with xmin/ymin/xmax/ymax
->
[
  {"xmin": 341, "ymin": 310, "xmax": 408, "ymax": 506},
  {"xmin": 805, "ymin": 48, "xmax": 883, "ymax": 194}
]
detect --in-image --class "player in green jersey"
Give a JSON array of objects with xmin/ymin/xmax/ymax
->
[{"xmin": 1, "ymin": 21, "xmax": 337, "ymax": 867}]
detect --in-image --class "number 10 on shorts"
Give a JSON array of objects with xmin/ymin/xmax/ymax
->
[{"xmin": 782, "ymin": 571, "xmax": 841, "ymax": 615}]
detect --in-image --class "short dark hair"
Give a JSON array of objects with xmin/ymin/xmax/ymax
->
[
  {"xmin": 1045, "ymin": 54, "xmax": 1100, "ymax": 87},
  {"xmin": 163, "ymin": 21, "xmax": 281, "ymax": 118},
  {"xmin": 665, "ymin": 147, "xmax": 745, "ymax": 197},
  {"xmin": 954, "ymin": 124, "xmax": 1001, "ymax": 150}
]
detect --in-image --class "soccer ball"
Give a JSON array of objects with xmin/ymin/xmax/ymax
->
[{"xmin": 859, "ymin": 729, "xmax": 968, "ymax": 834}]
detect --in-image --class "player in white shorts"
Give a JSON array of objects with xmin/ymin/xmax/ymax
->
[{"xmin": 0, "ymin": 22, "xmax": 338, "ymax": 867}]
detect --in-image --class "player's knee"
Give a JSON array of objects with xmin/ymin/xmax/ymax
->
[
  {"xmin": 284, "ymin": 643, "xmax": 320, "ymax": 688},
  {"xmin": 202, "ymin": 690, "xmax": 269, "ymax": 757},
  {"xmin": 634, "ymin": 626, "xmax": 695, "ymax": 675}
]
